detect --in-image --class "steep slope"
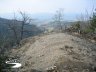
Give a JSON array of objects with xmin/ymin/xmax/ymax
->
[
  {"xmin": 0, "ymin": 17, "xmax": 42, "ymax": 49},
  {"xmin": 10, "ymin": 33, "xmax": 96, "ymax": 72}
]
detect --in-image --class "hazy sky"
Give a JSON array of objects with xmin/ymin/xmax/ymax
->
[{"xmin": 0, "ymin": 0, "xmax": 96, "ymax": 14}]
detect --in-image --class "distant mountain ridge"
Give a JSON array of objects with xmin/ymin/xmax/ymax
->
[{"xmin": 0, "ymin": 13, "xmax": 79, "ymax": 22}]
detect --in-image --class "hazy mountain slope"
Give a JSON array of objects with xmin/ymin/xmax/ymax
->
[
  {"xmin": 10, "ymin": 33, "xmax": 96, "ymax": 72},
  {"xmin": 0, "ymin": 17, "xmax": 42, "ymax": 40}
]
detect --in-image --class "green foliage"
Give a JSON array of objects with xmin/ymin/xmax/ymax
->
[
  {"xmin": 90, "ymin": 10, "xmax": 96, "ymax": 33},
  {"xmin": 82, "ymin": 9, "xmax": 96, "ymax": 34},
  {"xmin": 75, "ymin": 21, "xmax": 80, "ymax": 30},
  {"xmin": 83, "ymin": 27, "xmax": 93, "ymax": 34},
  {"xmin": 71, "ymin": 21, "xmax": 80, "ymax": 30}
]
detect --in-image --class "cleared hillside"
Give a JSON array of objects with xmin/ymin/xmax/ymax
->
[{"xmin": 10, "ymin": 33, "xmax": 96, "ymax": 72}]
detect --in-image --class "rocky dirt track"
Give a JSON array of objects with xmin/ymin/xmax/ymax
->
[{"xmin": 10, "ymin": 33, "xmax": 96, "ymax": 72}]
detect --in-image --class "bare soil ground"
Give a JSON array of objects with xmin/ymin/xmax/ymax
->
[{"xmin": 10, "ymin": 33, "xmax": 96, "ymax": 72}]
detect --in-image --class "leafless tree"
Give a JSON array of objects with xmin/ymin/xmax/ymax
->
[
  {"xmin": 19, "ymin": 11, "xmax": 32, "ymax": 40},
  {"xmin": 75, "ymin": 9, "xmax": 93, "ymax": 34},
  {"xmin": 7, "ymin": 13, "xmax": 20, "ymax": 45},
  {"xmin": 53, "ymin": 9, "xmax": 64, "ymax": 31},
  {"xmin": 7, "ymin": 12, "xmax": 32, "ymax": 45}
]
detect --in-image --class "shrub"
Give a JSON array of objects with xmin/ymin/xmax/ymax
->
[
  {"xmin": 90, "ymin": 10, "xmax": 96, "ymax": 33},
  {"xmin": 83, "ymin": 28, "xmax": 93, "ymax": 34},
  {"xmin": 0, "ymin": 52, "xmax": 10, "ymax": 71}
]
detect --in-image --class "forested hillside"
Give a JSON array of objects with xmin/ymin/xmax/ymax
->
[{"xmin": 0, "ymin": 17, "xmax": 42, "ymax": 51}]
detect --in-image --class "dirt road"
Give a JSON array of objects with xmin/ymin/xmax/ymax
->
[{"xmin": 10, "ymin": 33, "xmax": 96, "ymax": 72}]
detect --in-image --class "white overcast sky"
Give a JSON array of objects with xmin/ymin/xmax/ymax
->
[{"xmin": 0, "ymin": 0, "xmax": 96, "ymax": 14}]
